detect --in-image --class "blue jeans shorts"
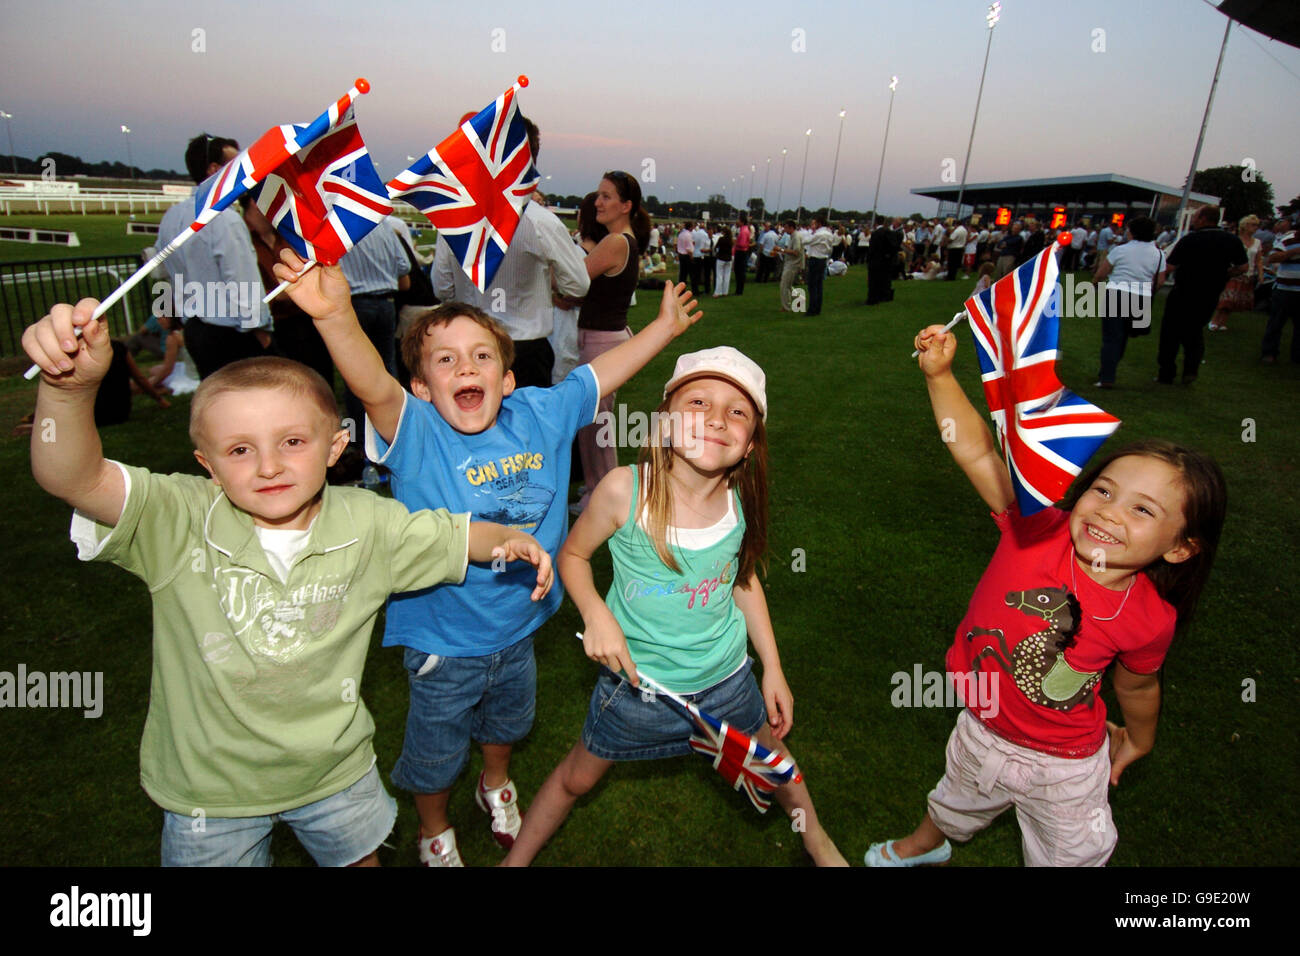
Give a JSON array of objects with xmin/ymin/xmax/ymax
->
[
  {"xmin": 160, "ymin": 764, "xmax": 396, "ymax": 867},
  {"xmin": 582, "ymin": 658, "xmax": 766, "ymax": 761},
  {"xmin": 390, "ymin": 635, "xmax": 536, "ymax": 794}
]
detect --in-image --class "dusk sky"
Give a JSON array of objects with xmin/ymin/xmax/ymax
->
[{"xmin": 4, "ymin": 0, "xmax": 1298, "ymax": 216}]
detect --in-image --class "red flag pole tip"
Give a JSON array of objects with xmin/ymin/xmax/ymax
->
[
  {"xmin": 355, "ymin": 78, "xmax": 370, "ymax": 95},
  {"xmin": 1056, "ymin": 231, "xmax": 1072, "ymax": 246},
  {"xmin": 517, "ymin": 75, "xmax": 529, "ymax": 88}
]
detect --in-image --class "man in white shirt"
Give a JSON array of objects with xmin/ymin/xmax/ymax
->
[
  {"xmin": 946, "ymin": 220, "xmax": 969, "ymax": 281},
  {"xmin": 432, "ymin": 118, "xmax": 588, "ymax": 389},
  {"xmin": 157, "ymin": 133, "xmax": 272, "ymax": 380},
  {"xmin": 691, "ymin": 221, "xmax": 710, "ymax": 296},
  {"xmin": 1069, "ymin": 223, "xmax": 1089, "ymax": 271},
  {"xmin": 805, "ymin": 216, "xmax": 834, "ymax": 315},
  {"xmin": 676, "ymin": 222, "xmax": 695, "ymax": 287}
]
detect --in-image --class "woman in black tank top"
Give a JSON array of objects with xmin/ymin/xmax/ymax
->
[{"xmin": 574, "ymin": 171, "xmax": 653, "ymax": 512}]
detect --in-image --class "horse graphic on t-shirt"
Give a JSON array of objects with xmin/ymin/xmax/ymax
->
[{"xmin": 965, "ymin": 586, "xmax": 1101, "ymax": 711}]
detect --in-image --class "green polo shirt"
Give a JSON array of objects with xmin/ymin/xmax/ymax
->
[{"xmin": 71, "ymin": 463, "xmax": 469, "ymax": 817}]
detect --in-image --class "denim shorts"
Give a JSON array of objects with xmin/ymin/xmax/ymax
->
[
  {"xmin": 390, "ymin": 635, "xmax": 536, "ymax": 794},
  {"xmin": 160, "ymin": 764, "xmax": 396, "ymax": 867},
  {"xmin": 582, "ymin": 658, "xmax": 766, "ymax": 761}
]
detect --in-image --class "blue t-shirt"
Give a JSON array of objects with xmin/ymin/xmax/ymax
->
[{"xmin": 366, "ymin": 365, "xmax": 600, "ymax": 655}]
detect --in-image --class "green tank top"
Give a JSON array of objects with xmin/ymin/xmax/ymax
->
[{"xmin": 606, "ymin": 466, "xmax": 748, "ymax": 694}]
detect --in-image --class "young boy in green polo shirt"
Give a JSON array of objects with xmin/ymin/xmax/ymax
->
[{"xmin": 23, "ymin": 299, "xmax": 554, "ymax": 867}]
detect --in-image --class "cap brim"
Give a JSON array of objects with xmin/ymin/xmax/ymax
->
[{"xmin": 664, "ymin": 370, "xmax": 766, "ymax": 420}]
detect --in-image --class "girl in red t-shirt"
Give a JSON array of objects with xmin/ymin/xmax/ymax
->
[{"xmin": 865, "ymin": 324, "xmax": 1227, "ymax": 867}]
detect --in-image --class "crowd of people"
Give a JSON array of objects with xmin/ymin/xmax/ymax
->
[{"xmin": 14, "ymin": 110, "xmax": 1295, "ymax": 869}]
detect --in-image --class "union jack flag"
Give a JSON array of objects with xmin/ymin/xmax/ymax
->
[
  {"xmin": 964, "ymin": 242, "xmax": 1120, "ymax": 515},
  {"xmin": 386, "ymin": 78, "xmax": 539, "ymax": 291},
  {"xmin": 658, "ymin": 691, "xmax": 801, "ymax": 813},
  {"xmin": 251, "ymin": 109, "xmax": 393, "ymax": 266},
  {"xmin": 190, "ymin": 84, "xmax": 366, "ymax": 235}
]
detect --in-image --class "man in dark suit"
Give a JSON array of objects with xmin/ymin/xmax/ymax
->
[
  {"xmin": 1157, "ymin": 205, "xmax": 1247, "ymax": 384},
  {"xmin": 865, "ymin": 218, "xmax": 902, "ymax": 305}
]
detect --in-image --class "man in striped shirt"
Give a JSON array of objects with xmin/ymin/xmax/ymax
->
[{"xmin": 1261, "ymin": 217, "xmax": 1299, "ymax": 365}]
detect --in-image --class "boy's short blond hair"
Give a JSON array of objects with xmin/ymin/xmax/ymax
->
[
  {"xmin": 400, "ymin": 303, "xmax": 515, "ymax": 383},
  {"xmin": 189, "ymin": 356, "xmax": 339, "ymax": 447}
]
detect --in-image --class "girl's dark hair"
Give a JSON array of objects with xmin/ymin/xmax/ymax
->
[
  {"xmin": 577, "ymin": 192, "xmax": 606, "ymax": 244},
  {"xmin": 1127, "ymin": 216, "xmax": 1156, "ymax": 242},
  {"xmin": 1060, "ymin": 439, "xmax": 1227, "ymax": 634},
  {"xmin": 602, "ymin": 170, "xmax": 652, "ymax": 253}
]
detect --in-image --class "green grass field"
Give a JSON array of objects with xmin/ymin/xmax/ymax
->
[
  {"xmin": 0, "ymin": 267, "xmax": 1296, "ymax": 866},
  {"xmin": 0, "ymin": 213, "xmax": 165, "ymax": 263}
]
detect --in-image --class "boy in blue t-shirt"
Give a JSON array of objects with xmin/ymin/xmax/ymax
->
[{"xmin": 274, "ymin": 248, "xmax": 702, "ymax": 865}]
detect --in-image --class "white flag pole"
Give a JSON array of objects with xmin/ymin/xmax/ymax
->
[
  {"xmin": 262, "ymin": 258, "xmax": 318, "ymax": 303},
  {"xmin": 911, "ymin": 310, "xmax": 967, "ymax": 360},
  {"xmin": 23, "ymin": 79, "xmax": 372, "ymax": 380},
  {"xmin": 23, "ymin": 229, "xmax": 199, "ymax": 380},
  {"xmin": 574, "ymin": 631, "xmax": 687, "ymax": 708},
  {"xmin": 911, "ymin": 233, "xmax": 1071, "ymax": 359}
]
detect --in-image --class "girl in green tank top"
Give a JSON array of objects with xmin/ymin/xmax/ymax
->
[{"xmin": 501, "ymin": 348, "xmax": 847, "ymax": 866}]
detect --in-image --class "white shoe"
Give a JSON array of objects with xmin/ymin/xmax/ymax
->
[
  {"xmin": 417, "ymin": 827, "xmax": 464, "ymax": 867},
  {"xmin": 475, "ymin": 772, "xmax": 523, "ymax": 849}
]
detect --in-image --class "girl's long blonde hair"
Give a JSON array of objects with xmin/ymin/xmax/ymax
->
[{"xmin": 635, "ymin": 391, "xmax": 769, "ymax": 586}]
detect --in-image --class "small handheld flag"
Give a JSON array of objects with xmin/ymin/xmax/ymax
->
[
  {"xmin": 24, "ymin": 80, "xmax": 373, "ymax": 380},
  {"xmin": 387, "ymin": 76, "xmax": 539, "ymax": 292},
  {"xmin": 253, "ymin": 102, "xmax": 395, "ymax": 301},
  {"xmin": 252, "ymin": 109, "xmax": 392, "ymax": 267},
  {"xmin": 576, "ymin": 633, "xmax": 800, "ymax": 813},
  {"xmin": 963, "ymin": 238, "xmax": 1120, "ymax": 514}
]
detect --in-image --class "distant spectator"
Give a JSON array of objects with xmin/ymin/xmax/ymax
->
[
  {"xmin": 1157, "ymin": 206, "xmax": 1247, "ymax": 384},
  {"xmin": 1209, "ymin": 215, "xmax": 1260, "ymax": 331},
  {"xmin": 1093, "ymin": 216, "xmax": 1166, "ymax": 388},
  {"xmin": 1260, "ymin": 217, "xmax": 1299, "ymax": 365},
  {"xmin": 156, "ymin": 133, "xmax": 272, "ymax": 379}
]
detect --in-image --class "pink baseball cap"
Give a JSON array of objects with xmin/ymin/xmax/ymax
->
[{"xmin": 663, "ymin": 346, "xmax": 767, "ymax": 420}]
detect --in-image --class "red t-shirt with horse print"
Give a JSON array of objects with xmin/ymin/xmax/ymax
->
[{"xmin": 945, "ymin": 505, "xmax": 1175, "ymax": 758}]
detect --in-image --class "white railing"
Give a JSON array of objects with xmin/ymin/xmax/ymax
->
[{"xmin": 0, "ymin": 190, "xmax": 187, "ymax": 216}]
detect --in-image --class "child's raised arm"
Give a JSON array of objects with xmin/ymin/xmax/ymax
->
[
  {"xmin": 733, "ymin": 574, "xmax": 793, "ymax": 739},
  {"xmin": 914, "ymin": 325, "xmax": 1015, "ymax": 514},
  {"xmin": 22, "ymin": 300, "xmax": 126, "ymax": 525},
  {"xmin": 273, "ymin": 248, "xmax": 406, "ymax": 444},
  {"xmin": 558, "ymin": 467, "xmax": 639, "ymax": 686},
  {"xmin": 588, "ymin": 281, "xmax": 702, "ymax": 398}
]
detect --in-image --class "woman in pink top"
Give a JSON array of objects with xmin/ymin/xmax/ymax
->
[{"xmin": 733, "ymin": 212, "xmax": 753, "ymax": 295}]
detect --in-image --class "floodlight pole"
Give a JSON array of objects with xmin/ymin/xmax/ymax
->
[
  {"xmin": 0, "ymin": 111, "xmax": 15, "ymax": 174},
  {"xmin": 796, "ymin": 129, "xmax": 812, "ymax": 224},
  {"xmin": 827, "ymin": 110, "xmax": 846, "ymax": 221},
  {"xmin": 762, "ymin": 157, "xmax": 772, "ymax": 220},
  {"xmin": 775, "ymin": 148, "xmax": 788, "ymax": 219},
  {"xmin": 870, "ymin": 77, "xmax": 898, "ymax": 232},
  {"xmin": 1174, "ymin": 17, "xmax": 1231, "ymax": 236},
  {"xmin": 120, "ymin": 125, "xmax": 135, "ymax": 180},
  {"xmin": 955, "ymin": 3, "xmax": 1000, "ymax": 220}
]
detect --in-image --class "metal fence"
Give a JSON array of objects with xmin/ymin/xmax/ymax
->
[{"xmin": 0, "ymin": 255, "xmax": 154, "ymax": 357}]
